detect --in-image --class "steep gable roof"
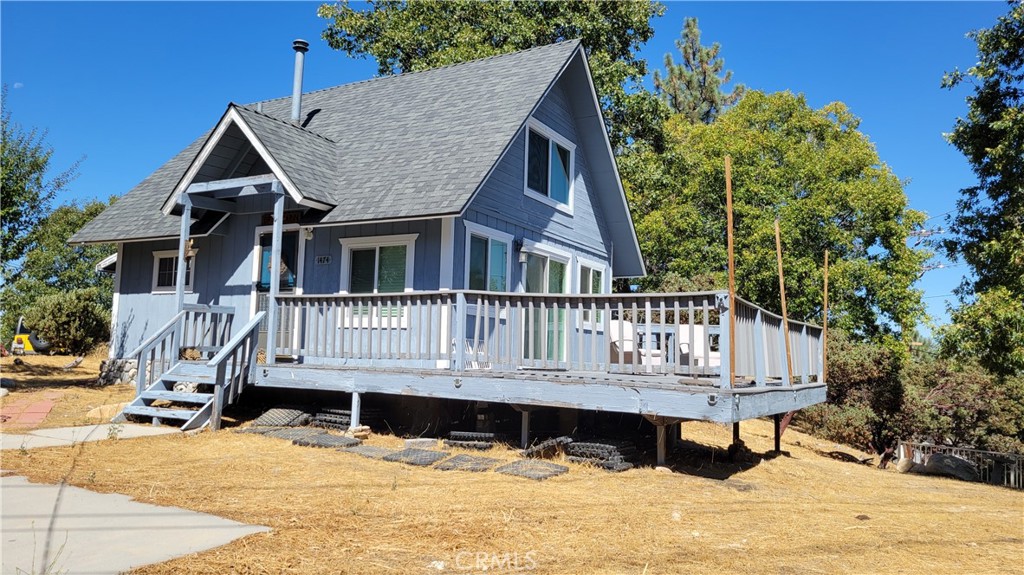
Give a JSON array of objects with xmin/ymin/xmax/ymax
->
[{"xmin": 72, "ymin": 39, "xmax": 645, "ymax": 276}]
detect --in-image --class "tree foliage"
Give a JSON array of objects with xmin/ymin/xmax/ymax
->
[
  {"xmin": 653, "ymin": 17, "xmax": 744, "ymax": 124},
  {"xmin": 940, "ymin": 286, "xmax": 1024, "ymax": 377},
  {"xmin": 623, "ymin": 91, "xmax": 928, "ymax": 337},
  {"xmin": 942, "ymin": 1, "xmax": 1024, "ymax": 298},
  {"xmin": 318, "ymin": 0, "xmax": 667, "ymax": 147},
  {"xmin": 1, "ymin": 85, "xmax": 80, "ymax": 282},
  {"xmin": 0, "ymin": 199, "xmax": 115, "ymax": 345}
]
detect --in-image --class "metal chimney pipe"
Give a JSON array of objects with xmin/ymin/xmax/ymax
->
[{"xmin": 291, "ymin": 39, "xmax": 309, "ymax": 122}]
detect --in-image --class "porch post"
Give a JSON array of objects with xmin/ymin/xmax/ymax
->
[
  {"xmin": 520, "ymin": 409, "xmax": 531, "ymax": 449},
  {"xmin": 174, "ymin": 194, "xmax": 192, "ymax": 313},
  {"xmin": 264, "ymin": 182, "xmax": 285, "ymax": 365},
  {"xmin": 656, "ymin": 424, "xmax": 667, "ymax": 466},
  {"xmin": 350, "ymin": 391, "xmax": 362, "ymax": 429}
]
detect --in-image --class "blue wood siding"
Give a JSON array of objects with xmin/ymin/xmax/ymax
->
[
  {"xmin": 112, "ymin": 215, "xmax": 442, "ymax": 357},
  {"xmin": 455, "ymin": 77, "xmax": 613, "ymax": 290}
]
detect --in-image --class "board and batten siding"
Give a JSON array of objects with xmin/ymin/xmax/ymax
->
[
  {"xmin": 112, "ymin": 212, "xmax": 443, "ymax": 357},
  {"xmin": 454, "ymin": 76, "xmax": 613, "ymax": 290}
]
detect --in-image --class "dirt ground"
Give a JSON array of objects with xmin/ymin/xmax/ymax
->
[
  {"xmin": 0, "ymin": 351, "xmax": 135, "ymax": 430},
  {"xmin": 1, "ymin": 355, "xmax": 1022, "ymax": 574}
]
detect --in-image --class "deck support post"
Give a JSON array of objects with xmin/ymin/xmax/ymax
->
[
  {"xmin": 656, "ymin": 425, "xmax": 667, "ymax": 466},
  {"xmin": 732, "ymin": 421, "xmax": 740, "ymax": 445},
  {"xmin": 520, "ymin": 410, "xmax": 530, "ymax": 448},
  {"xmin": 773, "ymin": 413, "xmax": 781, "ymax": 452},
  {"xmin": 264, "ymin": 184, "xmax": 284, "ymax": 366},
  {"xmin": 643, "ymin": 415, "xmax": 683, "ymax": 467},
  {"xmin": 174, "ymin": 195, "xmax": 192, "ymax": 314},
  {"xmin": 350, "ymin": 391, "xmax": 361, "ymax": 429}
]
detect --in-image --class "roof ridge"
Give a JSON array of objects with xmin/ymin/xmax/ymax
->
[
  {"xmin": 233, "ymin": 103, "xmax": 338, "ymax": 144},
  {"xmin": 250, "ymin": 39, "xmax": 582, "ymax": 107}
]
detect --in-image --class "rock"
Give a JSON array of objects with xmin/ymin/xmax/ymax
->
[
  {"xmin": 0, "ymin": 378, "xmax": 15, "ymax": 389},
  {"xmin": 404, "ymin": 437, "xmax": 438, "ymax": 449},
  {"xmin": 96, "ymin": 359, "xmax": 138, "ymax": 387},
  {"xmin": 895, "ymin": 456, "xmax": 920, "ymax": 474},
  {"xmin": 0, "ymin": 388, "xmax": 8, "ymax": 398},
  {"xmin": 86, "ymin": 402, "xmax": 132, "ymax": 420},
  {"xmin": 922, "ymin": 453, "xmax": 981, "ymax": 482}
]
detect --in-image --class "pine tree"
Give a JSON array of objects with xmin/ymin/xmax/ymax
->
[{"xmin": 653, "ymin": 17, "xmax": 745, "ymax": 124}]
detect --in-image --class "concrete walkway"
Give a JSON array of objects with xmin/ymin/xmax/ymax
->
[
  {"xmin": 1, "ymin": 474, "xmax": 270, "ymax": 575},
  {"xmin": 0, "ymin": 423, "xmax": 180, "ymax": 450}
]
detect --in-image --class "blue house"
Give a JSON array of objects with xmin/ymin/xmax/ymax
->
[{"xmin": 72, "ymin": 40, "xmax": 825, "ymax": 462}]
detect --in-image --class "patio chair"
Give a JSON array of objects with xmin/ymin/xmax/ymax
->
[
  {"xmin": 609, "ymin": 319, "xmax": 663, "ymax": 367},
  {"xmin": 677, "ymin": 324, "xmax": 721, "ymax": 371}
]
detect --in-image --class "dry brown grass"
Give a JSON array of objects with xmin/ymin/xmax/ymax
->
[
  {"xmin": 1, "ymin": 352, "xmax": 135, "ymax": 431},
  {"xmin": 3, "ymin": 415, "xmax": 1022, "ymax": 575}
]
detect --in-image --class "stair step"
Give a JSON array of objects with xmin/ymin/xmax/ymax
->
[
  {"xmin": 161, "ymin": 372, "xmax": 216, "ymax": 384},
  {"xmin": 122, "ymin": 405, "xmax": 199, "ymax": 421},
  {"xmin": 140, "ymin": 390, "xmax": 214, "ymax": 404}
]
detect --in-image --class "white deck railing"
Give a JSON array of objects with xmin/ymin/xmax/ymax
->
[{"xmin": 272, "ymin": 291, "xmax": 824, "ymax": 388}]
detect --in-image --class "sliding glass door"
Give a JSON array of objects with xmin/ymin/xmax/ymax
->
[{"xmin": 524, "ymin": 252, "xmax": 567, "ymax": 362}]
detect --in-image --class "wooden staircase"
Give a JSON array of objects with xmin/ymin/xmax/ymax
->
[
  {"xmin": 117, "ymin": 361, "xmax": 218, "ymax": 431},
  {"xmin": 114, "ymin": 304, "xmax": 266, "ymax": 431}
]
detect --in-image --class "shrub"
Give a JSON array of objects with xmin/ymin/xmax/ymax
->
[
  {"xmin": 798, "ymin": 403, "xmax": 878, "ymax": 450},
  {"xmin": 23, "ymin": 287, "xmax": 109, "ymax": 355}
]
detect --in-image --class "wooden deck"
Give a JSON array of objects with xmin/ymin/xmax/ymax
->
[{"xmin": 253, "ymin": 363, "xmax": 826, "ymax": 424}]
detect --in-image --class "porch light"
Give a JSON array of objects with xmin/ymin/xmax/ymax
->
[
  {"xmin": 304, "ymin": 227, "xmax": 314, "ymax": 241},
  {"xmin": 514, "ymin": 238, "xmax": 527, "ymax": 264}
]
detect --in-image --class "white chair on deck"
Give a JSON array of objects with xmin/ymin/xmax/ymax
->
[
  {"xmin": 609, "ymin": 320, "xmax": 663, "ymax": 367},
  {"xmin": 677, "ymin": 324, "xmax": 721, "ymax": 370}
]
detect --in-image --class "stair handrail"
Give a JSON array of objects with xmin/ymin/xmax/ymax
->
[
  {"xmin": 206, "ymin": 311, "xmax": 265, "ymax": 430},
  {"xmin": 128, "ymin": 309, "xmax": 187, "ymax": 395}
]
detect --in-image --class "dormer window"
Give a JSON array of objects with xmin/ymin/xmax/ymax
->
[{"xmin": 525, "ymin": 120, "xmax": 574, "ymax": 212}]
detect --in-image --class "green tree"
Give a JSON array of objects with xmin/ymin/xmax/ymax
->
[
  {"xmin": 627, "ymin": 91, "xmax": 928, "ymax": 338},
  {"xmin": 653, "ymin": 17, "xmax": 745, "ymax": 124},
  {"xmin": 0, "ymin": 85, "xmax": 80, "ymax": 283},
  {"xmin": 940, "ymin": 287, "xmax": 1024, "ymax": 377},
  {"xmin": 0, "ymin": 199, "xmax": 115, "ymax": 345},
  {"xmin": 318, "ymin": 0, "xmax": 667, "ymax": 147},
  {"xmin": 942, "ymin": 1, "xmax": 1023, "ymax": 298}
]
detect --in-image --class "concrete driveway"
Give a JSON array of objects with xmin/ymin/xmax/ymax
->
[{"xmin": 1, "ymin": 474, "xmax": 270, "ymax": 575}]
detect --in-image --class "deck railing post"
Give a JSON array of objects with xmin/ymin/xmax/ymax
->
[
  {"xmin": 453, "ymin": 291, "xmax": 466, "ymax": 372},
  {"xmin": 718, "ymin": 294, "xmax": 732, "ymax": 389},
  {"xmin": 800, "ymin": 324, "xmax": 809, "ymax": 384},
  {"xmin": 778, "ymin": 321, "xmax": 792, "ymax": 386},
  {"xmin": 752, "ymin": 307, "xmax": 766, "ymax": 386}
]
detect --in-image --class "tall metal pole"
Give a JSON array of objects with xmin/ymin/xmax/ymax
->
[{"xmin": 725, "ymin": 156, "xmax": 736, "ymax": 389}]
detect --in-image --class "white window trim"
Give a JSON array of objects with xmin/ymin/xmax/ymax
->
[
  {"xmin": 338, "ymin": 233, "xmax": 419, "ymax": 294},
  {"xmin": 151, "ymin": 249, "xmax": 197, "ymax": 294},
  {"xmin": 523, "ymin": 119, "xmax": 575, "ymax": 215},
  {"xmin": 576, "ymin": 256, "xmax": 610, "ymax": 330},
  {"xmin": 463, "ymin": 221, "xmax": 514, "ymax": 292},
  {"xmin": 520, "ymin": 239, "xmax": 572, "ymax": 295}
]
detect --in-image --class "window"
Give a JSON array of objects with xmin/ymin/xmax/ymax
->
[
  {"xmin": 339, "ymin": 234, "xmax": 418, "ymax": 294},
  {"xmin": 525, "ymin": 120, "xmax": 574, "ymax": 209},
  {"xmin": 578, "ymin": 262, "xmax": 605, "ymax": 324},
  {"xmin": 463, "ymin": 222, "xmax": 512, "ymax": 292},
  {"xmin": 152, "ymin": 250, "xmax": 196, "ymax": 293}
]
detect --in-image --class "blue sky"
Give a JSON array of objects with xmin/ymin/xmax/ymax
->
[{"xmin": 1, "ymin": 1, "xmax": 1007, "ymax": 332}]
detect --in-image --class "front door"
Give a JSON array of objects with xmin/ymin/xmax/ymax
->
[
  {"xmin": 523, "ymin": 252, "xmax": 567, "ymax": 363},
  {"xmin": 255, "ymin": 230, "xmax": 301, "ymax": 351}
]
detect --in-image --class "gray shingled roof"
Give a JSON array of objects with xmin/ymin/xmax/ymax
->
[{"xmin": 71, "ymin": 40, "xmax": 581, "ymax": 242}]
